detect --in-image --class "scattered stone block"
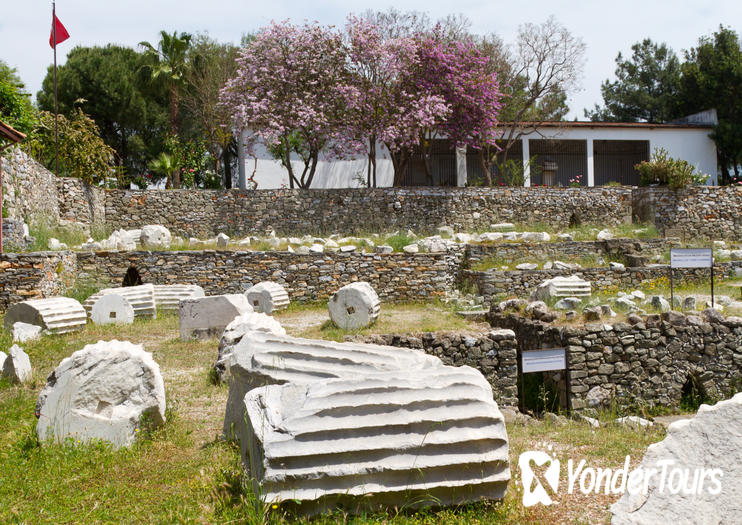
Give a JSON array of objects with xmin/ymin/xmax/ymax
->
[
  {"xmin": 4, "ymin": 297, "xmax": 87, "ymax": 334},
  {"xmin": 609, "ymin": 261, "xmax": 625, "ymax": 270},
  {"xmin": 490, "ymin": 222, "xmax": 515, "ymax": 231},
  {"xmin": 179, "ymin": 294, "xmax": 253, "ymax": 340},
  {"xmin": 597, "ymin": 229, "xmax": 613, "ymax": 240},
  {"xmin": 152, "ymin": 284, "xmax": 205, "ymax": 312},
  {"xmin": 90, "ymin": 294, "xmax": 135, "ymax": 325},
  {"xmin": 214, "ymin": 312, "xmax": 287, "ymax": 382},
  {"xmin": 240, "ymin": 366, "xmax": 510, "ymax": 514},
  {"xmin": 245, "ymin": 282, "xmax": 290, "ymax": 314},
  {"xmin": 374, "ymin": 245, "xmax": 393, "ymax": 254},
  {"xmin": 516, "ymin": 263, "xmax": 538, "ymax": 270},
  {"xmin": 84, "ymin": 284, "xmax": 157, "ymax": 319},
  {"xmin": 402, "ymin": 243, "xmax": 419, "ymax": 253},
  {"xmin": 308, "ymin": 243, "xmax": 324, "ymax": 253},
  {"xmin": 12, "ymin": 321, "xmax": 42, "ymax": 343},
  {"xmin": 339, "ymin": 245, "xmax": 356, "ymax": 253},
  {"xmin": 296, "ymin": 245, "xmax": 310, "ymax": 254},
  {"xmin": 47, "ymin": 237, "xmax": 68, "ymax": 250},
  {"xmin": 140, "ymin": 225, "xmax": 172, "ymax": 248},
  {"xmin": 630, "ymin": 290, "xmax": 646, "ymax": 300},
  {"xmin": 611, "ymin": 393, "xmax": 742, "ymax": 524},
  {"xmin": 35, "ymin": 340, "xmax": 166, "ymax": 448},
  {"xmin": 650, "ymin": 295, "xmax": 671, "ymax": 313},
  {"xmin": 614, "ymin": 297, "xmax": 637, "ymax": 311},
  {"xmin": 216, "ymin": 233, "xmax": 230, "ymax": 248},
  {"xmin": 2, "ymin": 344, "xmax": 31, "ymax": 384},
  {"xmin": 521, "ymin": 231, "xmax": 550, "ymax": 242},
  {"xmin": 454, "ymin": 233, "xmax": 473, "ymax": 243},
  {"xmin": 222, "ymin": 330, "xmax": 442, "ymax": 443},
  {"xmin": 583, "ymin": 306, "xmax": 602, "ymax": 321},
  {"xmin": 328, "ymin": 282, "xmax": 380, "ymax": 330},
  {"xmin": 615, "ymin": 415, "xmax": 653, "ymax": 427},
  {"xmin": 531, "ymin": 275, "xmax": 591, "ymax": 301},
  {"xmin": 479, "ymin": 232, "xmax": 503, "ymax": 242},
  {"xmin": 600, "ymin": 304, "xmax": 617, "ymax": 318}
]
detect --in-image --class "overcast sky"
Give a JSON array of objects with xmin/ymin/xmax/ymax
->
[{"xmin": 2, "ymin": 1, "xmax": 740, "ymax": 119}]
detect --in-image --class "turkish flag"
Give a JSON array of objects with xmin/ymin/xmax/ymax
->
[{"xmin": 49, "ymin": 15, "xmax": 70, "ymax": 48}]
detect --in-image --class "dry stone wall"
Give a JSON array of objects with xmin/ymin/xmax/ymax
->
[
  {"xmin": 0, "ymin": 251, "xmax": 76, "ymax": 310},
  {"xmin": 56, "ymin": 177, "xmax": 106, "ymax": 231},
  {"xmin": 1, "ymin": 147, "xmax": 59, "ymax": 223},
  {"xmin": 489, "ymin": 312, "xmax": 742, "ymax": 410},
  {"xmin": 633, "ymin": 186, "xmax": 742, "ymax": 240},
  {"xmin": 103, "ymin": 187, "xmax": 634, "ymax": 237},
  {"xmin": 356, "ymin": 331, "xmax": 519, "ymax": 406},
  {"xmin": 75, "ymin": 250, "xmax": 460, "ymax": 303}
]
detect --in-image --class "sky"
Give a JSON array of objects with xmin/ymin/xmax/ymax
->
[{"xmin": 1, "ymin": 1, "xmax": 740, "ymax": 120}]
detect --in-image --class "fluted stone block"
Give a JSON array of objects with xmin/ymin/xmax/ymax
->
[
  {"xmin": 328, "ymin": 282, "xmax": 380, "ymax": 330},
  {"xmin": 179, "ymin": 294, "xmax": 253, "ymax": 340},
  {"xmin": 214, "ymin": 312, "xmax": 286, "ymax": 383},
  {"xmin": 223, "ymin": 331, "xmax": 442, "ymax": 444},
  {"xmin": 35, "ymin": 340, "xmax": 166, "ymax": 448},
  {"xmin": 84, "ymin": 284, "xmax": 157, "ymax": 319},
  {"xmin": 90, "ymin": 294, "xmax": 135, "ymax": 325},
  {"xmin": 153, "ymin": 284, "xmax": 205, "ymax": 312},
  {"xmin": 242, "ymin": 366, "xmax": 510, "ymax": 514},
  {"xmin": 4, "ymin": 297, "xmax": 87, "ymax": 334},
  {"xmin": 245, "ymin": 281, "xmax": 290, "ymax": 314},
  {"xmin": 531, "ymin": 275, "xmax": 591, "ymax": 301}
]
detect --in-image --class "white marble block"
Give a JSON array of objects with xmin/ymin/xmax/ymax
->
[
  {"xmin": 245, "ymin": 282, "xmax": 290, "ymax": 314},
  {"xmin": 4, "ymin": 297, "xmax": 87, "ymax": 334},
  {"xmin": 179, "ymin": 294, "xmax": 253, "ymax": 340},
  {"xmin": 328, "ymin": 282, "xmax": 381, "ymax": 330}
]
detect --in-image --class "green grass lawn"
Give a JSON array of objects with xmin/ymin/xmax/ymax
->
[{"xmin": 0, "ymin": 311, "xmax": 668, "ymax": 524}]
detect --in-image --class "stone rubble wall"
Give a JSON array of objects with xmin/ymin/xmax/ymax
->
[
  {"xmin": 75, "ymin": 250, "xmax": 456, "ymax": 303},
  {"xmin": 464, "ymin": 262, "xmax": 742, "ymax": 303},
  {"xmin": 0, "ymin": 251, "xmax": 76, "ymax": 310},
  {"xmin": 488, "ymin": 312, "xmax": 742, "ymax": 410},
  {"xmin": 103, "ymin": 186, "xmax": 634, "ymax": 238},
  {"xmin": 56, "ymin": 177, "xmax": 106, "ymax": 232},
  {"xmin": 1, "ymin": 147, "xmax": 59, "ymax": 224},
  {"xmin": 356, "ymin": 331, "xmax": 519, "ymax": 407},
  {"xmin": 464, "ymin": 239, "xmax": 669, "ymax": 268},
  {"xmin": 633, "ymin": 186, "xmax": 742, "ymax": 240}
]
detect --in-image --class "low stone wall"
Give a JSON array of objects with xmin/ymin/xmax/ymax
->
[
  {"xmin": 633, "ymin": 186, "xmax": 742, "ymax": 240},
  {"xmin": 56, "ymin": 178, "xmax": 106, "ymax": 232},
  {"xmin": 75, "ymin": 249, "xmax": 459, "ymax": 302},
  {"xmin": 464, "ymin": 238, "xmax": 669, "ymax": 268},
  {"xmin": 1, "ymin": 147, "xmax": 59, "ymax": 224},
  {"xmin": 356, "ymin": 330, "xmax": 519, "ymax": 406},
  {"xmin": 0, "ymin": 251, "xmax": 76, "ymax": 310},
  {"xmin": 464, "ymin": 262, "xmax": 742, "ymax": 303},
  {"xmin": 103, "ymin": 186, "xmax": 634, "ymax": 238},
  {"xmin": 488, "ymin": 312, "xmax": 742, "ymax": 410}
]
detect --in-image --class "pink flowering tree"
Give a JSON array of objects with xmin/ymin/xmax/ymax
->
[
  {"xmin": 411, "ymin": 28, "xmax": 504, "ymax": 184},
  {"xmin": 221, "ymin": 21, "xmax": 356, "ymax": 189},
  {"xmin": 344, "ymin": 15, "xmax": 449, "ymax": 187}
]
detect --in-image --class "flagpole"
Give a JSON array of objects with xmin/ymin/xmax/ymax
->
[{"xmin": 53, "ymin": 0, "xmax": 59, "ymax": 178}]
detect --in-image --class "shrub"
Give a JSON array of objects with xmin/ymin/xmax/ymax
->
[{"xmin": 635, "ymin": 147, "xmax": 709, "ymax": 189}]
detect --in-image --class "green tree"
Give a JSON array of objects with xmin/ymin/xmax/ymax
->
[
  {"xmin": 25, "ymin": 108, "xmax": 115, "ymax": 184},
  {"xmin": 0, "ymin": 60, "xmax": 36, "ymax": 135},
  {"xmin": 180, "ymin": 35, "xmax": 239, "ymax": 188},
  {"xmin": 586, "ymin": 39, "xmax": 682, "ymax": 123},
  {"xmin": 37, "ymin": 45, "xmax": 168, "ymax": 177},
  {"xmin": 679, "ymin": 26, "xmax": 742, "ymax": 182}
]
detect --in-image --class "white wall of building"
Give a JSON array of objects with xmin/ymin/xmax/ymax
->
[{"xmin": 238, "ymin": 125, "xmax": 718, "ymax": 188}]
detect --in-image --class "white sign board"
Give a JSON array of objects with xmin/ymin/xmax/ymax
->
[
  {"xmin": 522, "ymin": 348, "xmax": 566, "ymax": 373},
  {"xmin": 671, "ymin": 248, "xmax": 713, "ymax": 269}
]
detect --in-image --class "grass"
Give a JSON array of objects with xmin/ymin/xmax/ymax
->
[
  {"xmin": 0, "ymin": 310, "xmax": 685, "ymax": 524},
  {"xmin": 383, "ymin": 233, "xmax": 417, "ymax": 252}
]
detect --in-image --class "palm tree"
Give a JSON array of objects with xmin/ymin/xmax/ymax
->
[
  {"xmin": 148, "ymin": 152, "xmax": 178, "ymax": 189},
  {"xmin": 140, "ymin": 31, "xmax": 192, "ymax": 186}
]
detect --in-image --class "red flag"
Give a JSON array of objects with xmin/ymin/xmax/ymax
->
[{"xmin": 49, "ymin": 15, "xmax": 70, "ymax": 48}]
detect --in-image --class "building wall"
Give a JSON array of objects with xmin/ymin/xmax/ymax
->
[
  {"xmin": 0, "ymin": 147, "xmax": 59, "ymax": 224},
  {"xmin": 0, "ymin": 251, "xmax": 76, "ymax": 310}
]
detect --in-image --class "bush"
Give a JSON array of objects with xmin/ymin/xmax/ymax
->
[{"xmin": 635, "ymin": 147, "xmax": 709, "ymax": 189}]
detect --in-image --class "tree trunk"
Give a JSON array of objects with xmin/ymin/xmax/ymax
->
[
  {"xmin": 169, "ymin": 85, "xmax": 179, "ymax": 135},
  {"xmin": 223, "ymin": 148, "xmax": 232, "ymax": 189},
  {"xmin": 478, "ymin": 149, "xmax": 493, "ymax": 186},
  {"xmin": 367, "ymin": 136, "xmax": 377, "ymax": 188},
  {"xmin": 283, "ymin": 134, "xmax": 295, "ymax": 189},
  {"xmin": 303, "ymin": 152, "xmax": 319, "ymax": 189},
  {"xmin": 389, "ymin": 147, "xmax": 410, "ymax": 187}
]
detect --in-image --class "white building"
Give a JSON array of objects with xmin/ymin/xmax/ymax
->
[{"xmin": 238, "ymin": 119, "xmax": 718, "ymax": 189}]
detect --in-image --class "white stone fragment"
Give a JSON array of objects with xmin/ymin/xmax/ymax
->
[
  {"xmin": 453, "ymin": 232, "xmax": 473, "ymax": 243},
  {"xmin": 328, "ymin": 282, "xmax": 380, "ymax": 330},
  {"xmin": 597, "ymin": 229, "xmax": 613, "ymax": 240},
  {"xmin": 35, "ymin": 340, "xmax": 165, "ymax": 449},
  {"xmin": 140, "ymin": 225, "xmax": 172, "ymax": 248},
  {"xmin": 479, "ymin": 232, "xmax": 504, "ymax": 242},
  {"xmin": 521, "ymin": 231, "xmax": 550, "ymax": 242},
  {"xmin": 612, "ymin": 393, "xmax": 742, "ymax": 525},
  {"xmin": 179, "ymin": 294, "xmax": 253, "ymax": 340},
  {"xmin": 216, "ymin": 233, "xmax": 230, "ymax": 248},
  {"xmin": 437, "ymin": 225, "xmax": 454, "ymax": 237},
  {"xmin": 531, "ymin": 275, "xmax": 591, "ymax": 301},
  {"xmin": 84, "ymin": 284, "xmax": 157, "ymax": 319},
  {"xmin": 4, "ymin": 297, "xmax": 87, "ymax": 334},
  {"xmin": 0, "ymin": 351, "xmax": 6, "ymax": 371},
  {"xmin": 308, "ymin": 243, "xmax": 324, "ymax": 254},
  {"xmin": 223, "ymin": 330, "xmax": 443, "ymax": 443},
  {"xmin": 339, "ymin": 245, "xmax": 356, "ymax": 253},
  {"xmin": 296, "ymin": 245, "xmax": 310, "ymax": 254},
  {"xmin": 47, "ymin": 238, "xmax": 68, "ymax": 251},
  {"xmin": 241, "ymin": 366, "xmax": 510, "ymax": 514},
  {"xmin": 245, "ymin": 282, "xmax": 290, "ymax": 315},
  {"xmin": 609, "ymin": 261, "xmax": 626, "ymax": 270},
  {"xmin": 516, "ymin": 263, "xmax": 538, "ymax": 270},
  {"xmin": 374, "ymin": 245, "xmax": 393, "ymax": 254},
  {"xmin": 90, "ymin": 294, "xmax": 135, "ymax": 325},
  {"xmin": 214, "ymin": 312, "xmax": 287, "ymax": 382},
  {"xmin": 2, "ymin": 344, "xmax": 31, "ymax": 384},
  {"xmin": 489, "ymin": 223, "xmax": 515, "ymax": 231},
  {"xmin": 402, "ymin": 243, "xmax": 419, "ymax": 253},
  {"xmin": 615, "ymin": 415, "xmax": 654, "ymax": 427},
  {"xmin": 152, "ymin": 284, "xmax": 205, "ymax": 313},
  {"xmin": 12, "ymin": 321, "xmax": 42, "ymax": 343}
]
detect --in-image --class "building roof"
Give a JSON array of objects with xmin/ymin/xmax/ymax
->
[
  {"xmin": 0, "ymin": 120, "xmax": 26, "ymax": 144},
  {"xmin": 514, "ymin": 120, "xmax": 714, "ymax": 130}
]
